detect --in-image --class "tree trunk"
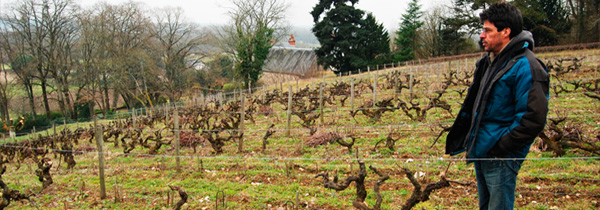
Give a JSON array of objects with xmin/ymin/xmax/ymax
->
[
  {"xmin": 0, "ymin": 85, "xmax": 8, "ymax": 122},
  {"xmin": 0, "ymin": 60, "xmax": 9, "ymax": 122},
  {"xmin": 103, "ymin": 73, "xmax": 111, "ymax": 112},
  {"xmin": 112, "ymin": 90, "xmax": 119, "ymax": 109},
  {"xmin": 26, "ymin": 83, "xmax": 36, "ymax": 118},
  {"xmin": 0, "ymin": 97, "xmax": 8, "ymax": 122},
  {"xmin": 56, "ymin": 82, "xmax": 67, "ymax": 118},
  {"xmin": 120, "ymin": 92, "xmax": 134, "ymax": 110},
  {"xmin": 58, "ymin": 72, "xmax": 74, "ymax": 119},
  {"xmin": 40, "ymin": 79, "xmax": 51, "ymax": 119},
  {"xmin": 578, "ymin": 0, "xmax": 585, "ymax": 42},
  {"xmin": 63, "ymin": 86, "xmax": 74, "ymax": 119}
]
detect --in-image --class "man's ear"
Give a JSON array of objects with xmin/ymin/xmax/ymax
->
[{"xmin": 502, "ymin": 28, "xmax": 511, "ymax": 38}]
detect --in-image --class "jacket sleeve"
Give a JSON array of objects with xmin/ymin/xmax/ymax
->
[
  {"xmin": 446, "ymin": 56, "xmax": 487, "ymax": 155},
  {"xmin": 490, "ymin": 54, "xmax": 549, "ymax": 155}
]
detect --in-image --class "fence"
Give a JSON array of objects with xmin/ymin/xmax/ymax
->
[{"xmin": 1, "ymin": 48, "xmax": 599, "ymax": 209}]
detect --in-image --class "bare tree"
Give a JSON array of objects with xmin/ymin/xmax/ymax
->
[
  {"xmin": 46, "ymin": 1, "xmax": 80, "ymax": 120},
  {"xmin": 0, "ymin": 23, "xmax": 24, "ymax": 121},
  {"xmin": 78, "ymin": 2, "xmax": 155, "ymax": 110},
  {"xmin": 216, "ymin": 0, "xmax": 289, "ymax": 86},
  {"xmin": 151, "ymin": 7, "xmax": 205, "ymax": 102},
  {"xmin": 417, "ymin": 6, "xmax": 446, "ymax": 58},
  {"xmin": 74, "ymin": 8, "xmax": 103, "ymax": 115},
  {"xmin": 0, "ymin": 61, "xmax": 15, "ymax": 123},
  {"xmin": 2, "ymin": 0, "xmax": 79, "ymax": 118}
]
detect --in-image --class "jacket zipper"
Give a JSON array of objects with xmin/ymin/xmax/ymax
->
[{"xmin": 464, "ymin": 56, "xmax": 520, "ymax": 158}]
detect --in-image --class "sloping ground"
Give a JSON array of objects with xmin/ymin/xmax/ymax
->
[{"xmin": 1, "ymin": 48, "xmax": 599, "ymax": 209}]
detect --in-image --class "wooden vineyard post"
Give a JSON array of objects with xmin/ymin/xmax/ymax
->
[
  {"xmin": 319, "ymin": 83, "xmax": 324, "ymax": 124},
  {"xmin": 219, "ymin": 92, "xmax": 224, "ymax": 107},
  {"xmin": 238, "ymin": 93, "xmax": 245, "ymax": 153},
  {"xmin": 437, "ymin": 63, "xmax": 440, "ymax": 79},
  {"xmin": 132, "ymin": 108, "xmax": 137, "ymax": 130},
  {"xmin": 287, "ymin": 86, "xmax": 292, "ymax": 137},
  {"xmin": 394, "ymin": 71, "xmax": 399, "ymax": 98},
  {"xmin": 426, "ymin": 64, "xmax": 430, "ymax": 85},
  {"xmin": 174, "ymin": 109, "xmax": 181, "ymax": 172},
  {"xmin": 373, "ymin": 72, "xmax": 377, "ymax": 108},
  {"xmin": 9, "ymin": 127, "xmax": 14, "ymax": 141},
  {"xmin": 94, "ymin": 117, "xmax": 106, "ymax": 199},
  {"xmin": 351, "ymin": 78, "xmax": 355, "ymax": 112},
  {"xmin": 465, "ymin": 58, "xmax": 468, "ymax": 76},
  {"xmin": 52, "ymin": 123, "xmax": 56, "ymax": 147},
  {"xmin": 410, "ymin": 67, "xmax": 414, "ymax": 98},
  {"xmin": 294, "ymin": 191, "xmax": 300, "ymax": 209},
  {"xmin": 262, "ymin": 87, "xmax": 266, "ymax": 104}
]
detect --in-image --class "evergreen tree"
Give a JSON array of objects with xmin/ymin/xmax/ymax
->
[
  {"xmin": 359, "ymin": 14, "xmax": 391, "ymax": 67},
  {"xmin": 235, "ymin": 21, "xmax": 274, "ymax": 86},
  {"xmin": 311, "ymin": 0, "xmax": 390, "ymax": 74},
  {"xmin": 394, "ymin": 0, "xmax": 424, "ymax": 62},
  {"xmin": 439, "ymin": 0, "xmax": 488, "ymax": 55},
  {"xmin": 514, "ymin": 0, "xmax": 571, "ymax": 46},
  {"xmin": 444, "ymin": 0, "xmax": 571, "ymax": 47}
]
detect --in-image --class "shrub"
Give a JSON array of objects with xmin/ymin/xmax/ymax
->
[
  {"xmin": 75, "ymin": 100, "xmax": 94, "ymax": 120},
  {"xmin": 48, "ymin": 111, "xmax": 63, "ymax": 121},
  {"xmin": 20, "ymin": 113, "xmax": 51, "ymax": 132},
  {"xmin": 223, "ymin": 82, "xmax": 244, "ymax": 93}
]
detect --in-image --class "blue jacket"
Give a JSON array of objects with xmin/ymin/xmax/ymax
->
[{"xmin": 445, "ymin": 31, "xmax": 549, "ymax": 162}]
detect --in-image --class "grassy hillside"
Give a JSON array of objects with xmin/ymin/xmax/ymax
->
[{"xmin": 1, "ymin": 49, "xmax": 599, "ymax": 209}]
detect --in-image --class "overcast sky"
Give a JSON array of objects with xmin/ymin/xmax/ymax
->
[{"xmin": 75, "ymin": 0, "xmax": 451, "ymax": 30}]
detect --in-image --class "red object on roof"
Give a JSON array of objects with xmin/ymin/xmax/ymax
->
[{"xmin": 288, "ymin": 34, "xmax": 296, "ymax": 47}]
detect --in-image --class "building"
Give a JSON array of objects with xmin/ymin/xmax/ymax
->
[{"xmin": 262, "ymin": 34, "xmax": 323, "ymax": 78}]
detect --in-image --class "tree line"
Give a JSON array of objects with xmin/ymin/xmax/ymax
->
[
  {"xmin": 312, "ymin": 0, "xmax": 586, "ymax": 73},
  {"xmin": 0, "ymin": 0, "xmax": 595, "ymax": 130},
  {"xmin": 0, "ymin": 0, "xmax": 287, "ymax": 127}
]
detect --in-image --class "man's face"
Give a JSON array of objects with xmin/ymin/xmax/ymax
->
[{"xmin": 480, "ymin": 20, "xmax": 511, "ymax": 55}]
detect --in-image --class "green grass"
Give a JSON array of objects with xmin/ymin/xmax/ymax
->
[{"xmin": 2, "ymin": 49, "xmax": 600, "ymax": 209}]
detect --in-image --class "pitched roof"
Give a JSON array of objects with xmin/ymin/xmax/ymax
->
[{"xmin": 263, "ymin": 47, "xmax": 321, "ymax": 76}]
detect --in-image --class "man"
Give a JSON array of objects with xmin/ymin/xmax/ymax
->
[{"xmin": 445, "ymin": 2, "xmax": 549, "ymax": 210}]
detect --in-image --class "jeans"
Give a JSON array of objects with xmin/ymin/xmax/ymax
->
[{"xmin": 474, "ymin": 159, "xmax": 522, "ymax": 210}]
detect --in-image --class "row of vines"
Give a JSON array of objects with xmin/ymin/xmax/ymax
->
[{"xmin": 0, "ymin": 50, "xmax": 599, "ymax": 209}]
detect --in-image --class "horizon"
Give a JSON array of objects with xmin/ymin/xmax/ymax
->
[{"xmin": 74, "ymin": 0, "xmax": 450, "ymax": 31}]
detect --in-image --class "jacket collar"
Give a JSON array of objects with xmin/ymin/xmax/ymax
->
[{"xmin": 488, "ymin": 30, "xmax": 535, "ymax": 62}]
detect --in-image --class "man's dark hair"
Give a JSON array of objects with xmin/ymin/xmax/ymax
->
[{"xmin": 479, "ymin": 2, "xmax": 523, "ymax": 39}]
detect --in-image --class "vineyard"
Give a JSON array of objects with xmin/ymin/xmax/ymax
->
[{"xmin": 1, "ymin": 49, "xmax": 599, "ymax": 209}]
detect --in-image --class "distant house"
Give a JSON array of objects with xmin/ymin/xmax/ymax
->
[{"xmin": 262, "ymin": 34, "xmax": 324, "ymax": 78}]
